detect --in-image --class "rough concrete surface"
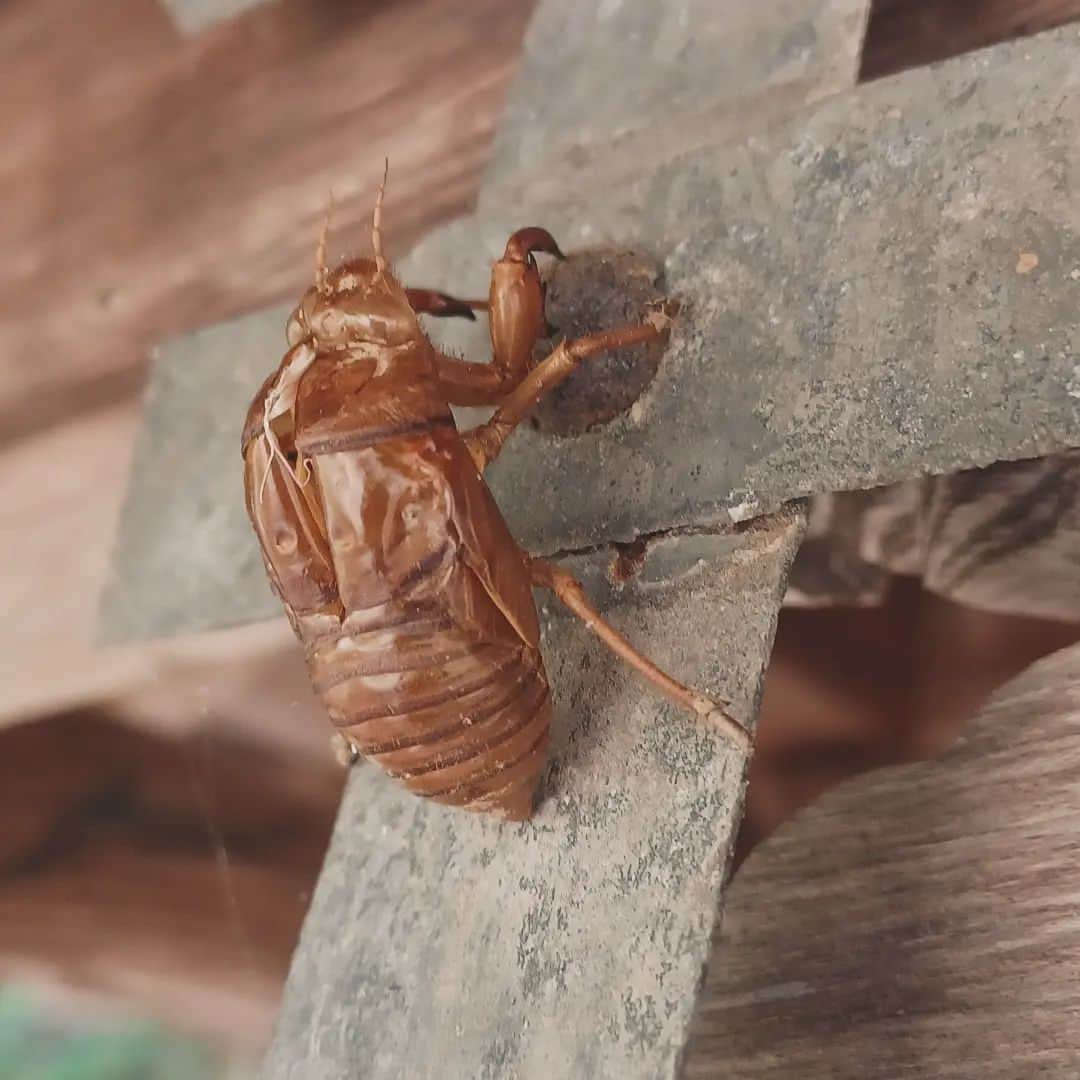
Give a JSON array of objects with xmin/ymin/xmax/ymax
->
[
  {"xmin": 102, "ymin": 23, "xmax": 1080, "ymax": 642},
  {"xmin": 101, "ymin": 306, "xmax": 293, "ymax": 640},
  {"xmin": 261, "ymin": 508, "xmax": 804, "ymax": 1080},
  {"xmin": 485, "ymin": 0, "xmax": 870, "ymax": 188},
  {"xmin": 411, "ymin": 24, "xmax": 1080, "ymax": 554}
]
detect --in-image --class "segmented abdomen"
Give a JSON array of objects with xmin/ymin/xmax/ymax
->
[
  {"xmin": 243, "ymin": 409, "xmax": 550, "ymax": 820},
  {"xmin": 300, "ymin": 592, "xmax": 551, "ymax": 821}
]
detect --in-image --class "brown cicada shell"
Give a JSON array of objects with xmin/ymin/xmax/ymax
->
[{"xmin": 242, "ymin": 170, "xmax": 749, "ymax": 821}]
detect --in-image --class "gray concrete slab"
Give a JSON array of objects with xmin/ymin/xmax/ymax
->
[
  {"xmin": 101, "ymin": 307, "xmax": 291, "ymax": 641},
  {"xmin": 409, "ymin": 25, "xmax": 1080, "ymax": 555},
  {"xmin": 102, "ymin": 23, "xmax": 1080, "ymax": 643},
  {"xmin": 485, "ymin": 0, "xmax": 870, "ymax": 188},
  {"xmin": 261, "ymin": 508, "xmax": 805, "ymax": 1080}
]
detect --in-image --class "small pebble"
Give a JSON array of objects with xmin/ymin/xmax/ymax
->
[{"xmin": 1016, "ymin": 252, "xmax": 1039, "ymax": 275}]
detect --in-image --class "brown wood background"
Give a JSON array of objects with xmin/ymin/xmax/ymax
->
[
  {"xmin": 687, "ymin": 642, "xmax": 1080, "ymax": 1078},
  {"xmin": 3, "ymin": 0, "xmax": 1080, "ymax": 1062},
  {"xmin": 861, "ymin": 0, "xmax": 1080, "ymax": 78}
]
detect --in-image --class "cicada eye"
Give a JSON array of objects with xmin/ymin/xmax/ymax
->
[{"xmin": 311, "ymin": 307, "xmax": 346, "ymax": 343}]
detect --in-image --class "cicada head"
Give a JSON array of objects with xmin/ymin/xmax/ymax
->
[
  {"xmin": 289, "ymin": 258, "xmax": 424, "ymax": 353},
  {"xmin": 288, "ymin": 162, "xmax": 426, "ymax": 355}
]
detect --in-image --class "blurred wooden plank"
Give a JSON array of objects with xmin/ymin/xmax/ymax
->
[
  {"xmin": 0, "ymin": 0, "xmax": 536, "ymax": 447},
  {"xmin": 862, "ymin": 0, "xmax": 1080, "ymax": 78},
  {"xmin": 0, "ymin": 401, "xmax": 144, "ymax": 720},
  {"xmin": 0, "ymin": 385, "xmax": 343, "ymax": 729},
  {"xmin": 161, "ymin": 0, "xmax": 275, "ymax": 35},
  {"xmin": 740, "ymin": 577, "xmax": 1080, "ymax": 861},
  {"xmin": 685, "ymin": 642, "xmax": 1080, "ymax": 1077},
  {"xmin": 0, "ymin": 710, "xmax": 341, "ymax": 1055}
]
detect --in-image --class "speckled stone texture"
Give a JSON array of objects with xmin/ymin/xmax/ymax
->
[
  {"xmin": 261, "ymin": 510, "xmax": 805, "ymax": 1080},
  {"xmin": 101, "ymin": 22, "xmax": 1080, "ymax": 642},
  {"xmin": 408, "ymin": 25, "xmax": 1080, "ymax": 555},
  {"xmin": 101, "ymin": 305, "xmax": 293, "ymax": 640},
  {"xmin": 484, "ymin": 0, "xmax": 871, "ymax": 188}
]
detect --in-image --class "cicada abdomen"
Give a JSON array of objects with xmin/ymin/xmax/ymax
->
[{"xmin": 242, "ymin": 324, "xmax": 552, "ymax": 821}]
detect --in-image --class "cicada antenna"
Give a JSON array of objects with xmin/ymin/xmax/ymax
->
[
  {"xmin": 372, "ymin": 158, "xmax": 389, "ymax": 278},
  {"xmin": 315, "ymin": 190, "xmax": 335, "ymax": 294}
]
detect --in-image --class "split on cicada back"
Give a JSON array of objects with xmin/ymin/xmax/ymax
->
[{"xmin": 260, "ymin": 159, "xmax": 394, "ymax": 503}]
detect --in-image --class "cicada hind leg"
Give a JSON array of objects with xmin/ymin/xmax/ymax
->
[{"xmin": 527, "ymin": 557, "xmax": 752, "ymax": 755}]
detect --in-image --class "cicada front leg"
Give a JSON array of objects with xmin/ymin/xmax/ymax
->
[
  {"xmin": 463, "ymin": 308, "xmax": 674, "ymax": 471},
  {"xmin": 404, "ymin": 288, "xmax": 486, "ymax": 321},
  {"xmin": 433, "ymin": 227, "xmax": 564, "ymax": 406}
]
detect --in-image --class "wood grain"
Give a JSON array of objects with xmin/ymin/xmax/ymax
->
[
  {"xmin": 0, "ymin": 0, "xmax": 537, "ymax": 447},
  {"xmin": 788, "ymin": 453, "xmax": 1080, "ymax": 621},
  {"xmin": 741, "ymin": 577, "xmax": 1079, "ymax": 862},
  {"xmin": 685, "ymin": 641, "xmax": 1080, "ymax": 1077},
  {"xmin": 0, "ymin": 709, "xmax": 341, "ymax": 1053},
  {"xmin": 4, "ymin": 0, "xmax": 1080, "ymax": 1056},
  {"xmin": 862, "ymin": 0, "xmax": 1080, "ymax": 78}
]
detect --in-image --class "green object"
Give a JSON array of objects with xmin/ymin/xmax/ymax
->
[{"xmin": 0, "ymin": 986, "xmax": 222, "ymax": 1080}]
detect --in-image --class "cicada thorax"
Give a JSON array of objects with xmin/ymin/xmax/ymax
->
[{"xmin": 242, "ymin": 343, "xmax": 551, "ymax": 821}]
